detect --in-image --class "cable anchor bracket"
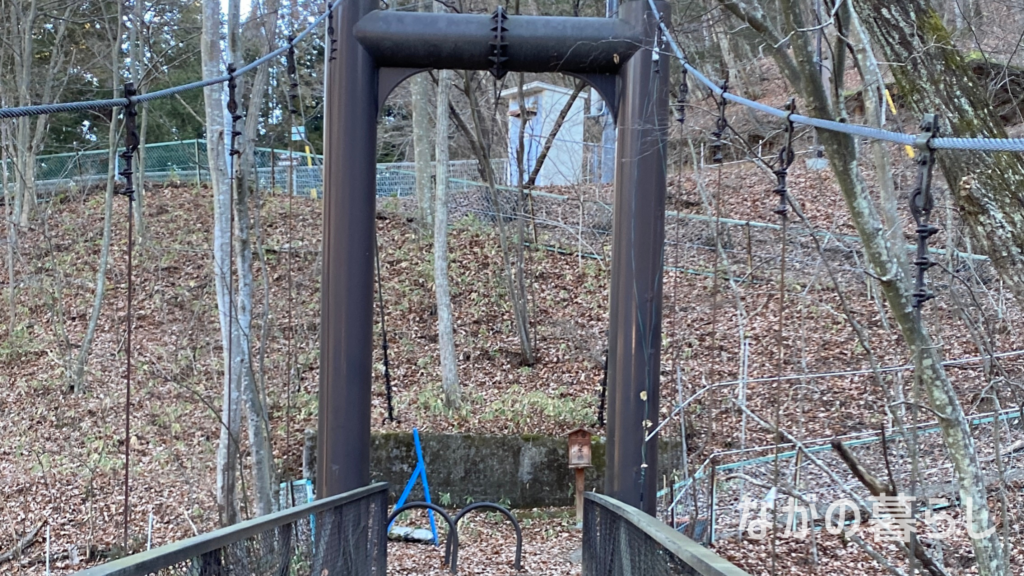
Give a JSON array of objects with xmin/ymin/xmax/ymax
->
[
  {"xmin": 672, "ymin": 67, "xmax": 689, "ymax": 125},
  {"xmin": 772, "ymin": 98, "xmax": 797, "ymax": 218},
  {"xmin": 227, "ymin": 63, "xmax": 243, "ymax": 161},
  {"xmin": 711, "ymin": 79, "xmax": 729, "ymax": 164},
  {"xmin": 286, "ymin": 37, "xmax": 300, "ymax": 115},
  {"xmin": 117, "ymin": 83, "xmax": 140, "ymax": 200},
  {"xmin": 327, "ymin": 3, "xmax": 338, "ymax": 62},
  {"xmin": 910, "ymin": 113, "xmax": 940, "ymax": 309}
]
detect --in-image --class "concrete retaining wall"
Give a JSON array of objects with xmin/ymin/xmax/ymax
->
[{"xmin": 354, "ymin": 432, "xmax": 681, "ymax": 508}]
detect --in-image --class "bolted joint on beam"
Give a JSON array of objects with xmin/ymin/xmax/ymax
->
[{"xmin": 489, "ymin": 6, "xmax": 510, "ymax": 79}]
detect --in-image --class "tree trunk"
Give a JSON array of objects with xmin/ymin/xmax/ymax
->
[
  {"xmin": 13, "ymin": 116, "xmax": 34, "ymax": 228},
  {"xmin": 842, "ymin": 2, "xmax": 903, "ymax": 263},
  {"xmin": 854, "ymin": 0, "xmax": 1024, "ymax": 308},
  {"xmin": 129, "ymin": 0, "xmax": 147, "ymax": 244},
  {"xmin": 2, "ymin": 122, "xmax": 15, "ymax": 336},
  {"xmin": 201, "ymin": 0, "xmax": 241, "ymax": 527},
  {"xmin": 716, "ymin": 21, "xmax": 746, "ymax": 97},
  {"xmin": 73, "ymin": 0, "xmax": 125, "ymax": 394},
  {"xmin": 434, "ymin": 69, "xmax": 459, "ymax": 410},
  {"xmin": 721, "ymin": 1, "xmax": 1006, "ymax": 574},
  {"xmin": 13, "ymin": 0, "xmax": 37, "ymax": 228},
  {"xmin": 231, "ymin": 0, "xmax": 280, "ymax": 518},
  {"xmin": 10, "ymin": 0, "xmax": 69, "ymax": 229},
  {"xmin": 525, "ymin": 81, "xmax": 584, "ymax": 189},
  {"xmin": 455, "ymin": 71, "xmax": 535, "ymax": 365},
  {"xmin": 72, "ymin": 58, "xmax": 121, "ymax": 394},
  {"xmin": 458, "ymin": 71, "xmax": 532, "ymax": 360},
  {"xmin": 411, "ymin": 0, "xmax": 433, "ymax": 236},
  {"xmin": 412, "ymin": 75, "xmax": 433, "ymax": 235}
]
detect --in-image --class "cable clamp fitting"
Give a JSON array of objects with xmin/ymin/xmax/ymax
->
[
  {"xmin": 672, "ymin": 68, "xmax": 689, "ymax": 125},
  {"xmin": 227, "ymin": 63, "xmax": 243, "ymax": 157},
  {"xmin": 910, "ymin": 113, "xmax": 940, "ymax": 309},
  {"xmin": 327, "ymin": 4, "xmax": 338, "ymax": 62},
  {"xmin": 287, "ymin": 37, "xmax": 300, "ymax": 115},
  {"xmin": 117, "ymin": 83, "xmax": 139, "ymax": 200},
  {"xmin": 711, "ymin": 79, "xmax": 729, "ymax": 163},
  {"xmin": 771, "ymin": 98, "xmax": 796, "ymax": 217}
]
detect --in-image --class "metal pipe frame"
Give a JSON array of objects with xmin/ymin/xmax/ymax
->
[
  {"xmin": 319, "ymin": 0, "xmax": 670, "ymax": 519},
  {"xmin": 355, "ymin": 11, "xmax": 642, "ymax": 74},
  {"xmin": 319, "ymin": 0, "xmax": 378, "ymax": 497},
  {"xmin": 604, "ymin": 0, "xmax": 669, "ymax": 515}
]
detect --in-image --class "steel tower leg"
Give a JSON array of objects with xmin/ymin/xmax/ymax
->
[
  {"xmin": 318, "ymin": 0, "xmax": 379, "ymax": 498},
  {"xmin": 604, "ymin": 0, "xmax": 669, "ymax": 515}
]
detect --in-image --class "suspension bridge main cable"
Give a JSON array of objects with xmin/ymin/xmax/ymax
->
[
  {"xmin": 644, "ymin": 0, "xmax": 1024, "ymax": 153},
  {"xmin": 0, "ymin": 0, "xmax": 344, "ymax": 120}
]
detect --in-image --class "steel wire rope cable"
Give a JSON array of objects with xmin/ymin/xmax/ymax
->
[
  {"xmin": 708, "ymin": 78, "xmax": 727, "ymax": 492},
  {"xmin": 226, "ymin": 63, "xmax": 242, "ymax": 520},
  {"xmin": 374, "ymin": 227, "xmax": 397, "ymax": 423},
  {"xmin": 631, "ymin": 27, "xmax": 668, "ymax": 513},
  {"xmin": 643, "ymin": 117, "xmax": 995, "ymax": 516},
  {"xmin": 907, "ymin": 115, "xmax": 940, "ymax": 574},
  {"xmin": 119, "ymin": 82, "xmax": 140, "ymax": 552},
  {"xmin": 0, "ymin": 0, "xmax": 345, "ymax": 120},
  {"xmin": 682, "ymin": 101, "xmax": 797, "ymax": 524},
  {"xmin": 367, "ymin": 0, "xmax": 394, "ymax": 425},
  {"xmin": 638, "ymin": 0, "xmax": 1024, "ymax": 441},
  {"xmin": 114, "ymin": 1, "xmax": 339, "ymax": 524},
  {"xmin": 5, "ymin": 0, "xmax": 1022, "ymax": 153},
  {"xmin": 667, "ymin": 65, "xmax": 691, "ymax": 516},
  {"xmin": 642, "ymin": 0, "xmax": 1024, "ymax": 154},
  {"xmin": 770, "ymin": 100, "xmax": 797, "ymax": 564},
  {"xmin": 283, "ymin": 33, "xmax": 301, "ymax": 506}
]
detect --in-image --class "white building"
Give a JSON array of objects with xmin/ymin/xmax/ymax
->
[{"xmin": 499, "ymin": 81, "xmax": 586, "ymax": 186}]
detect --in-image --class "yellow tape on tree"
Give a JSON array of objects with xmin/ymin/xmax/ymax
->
[{"xmin": 885, "ymin": 89, "xmax": 915, "ymax": 159}]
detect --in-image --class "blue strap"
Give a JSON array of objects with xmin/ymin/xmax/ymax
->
[
  {"xmin": 414, "ymin": 430, "xmax": 439, "ymax": 545},
  {"xmin": 389, "ymin": 462, "xmax": 423, "ymax": 531},
  {"xmin": 388, "ymin": 429, "xmax": 439, "ymax": 546}
]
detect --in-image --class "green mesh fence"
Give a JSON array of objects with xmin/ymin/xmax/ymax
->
[{"xmin": 7, "ymin": 140, "xmax": 505, "ymax": 201}]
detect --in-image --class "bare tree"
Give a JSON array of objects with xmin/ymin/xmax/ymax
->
[
  {"xmin": 200, "ymin": 0, "xmax": 241, "ymax": 526},
  {"xmin": 453, "ymin": 72, "xmax": 535, "ymax": 365},
  {"xmin": 852, "ymin": 0, "xmax": 1024, "ymax": 317},
  {"xmin": 1, "ymin": 120, "xmax": 13, "ymax": 335},
  {"xmin": 411, "ymin": 4, "xmax": 433, "ymax": 235},
  {"xmin": 72, "ymin": 0, "xmax": 125, "ymax": 393},
  {"xmin": 5, "ymin": 0, "xmax": 74, "ymax": 227},
  {"xmin": 231, "ymin": 0, "xmax": 280, "ymax": 517},
  {"xmin": 717, "ymin": 1, "xmax": 1007, "ymax": 574},
  {"xmin": 129, "ymin": 0, "xmax": 148, "ymax": 244},
  {"xmin": 434, "ymin": 67, "xmax": 459, "ymax": 409}
]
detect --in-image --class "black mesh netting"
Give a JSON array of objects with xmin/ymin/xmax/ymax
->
[
  {"xmin": 87, "ymin": 486, "xmax": 387, "ymax": 576},
  {"xmin": 583, "ymin": 497, "xmax": 710, "ymax": 576}
]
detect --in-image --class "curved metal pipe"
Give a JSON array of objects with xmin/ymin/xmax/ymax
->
[
  {"xmin": 443, "ymin": 503, "xmax": 523, "ymax": 571},
  {"xmin": 388, "ymin": 502, "xmax": 460, "ymax": 574}
]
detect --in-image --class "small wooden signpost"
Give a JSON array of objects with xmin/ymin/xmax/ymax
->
[{"xmin": 567, "ymin": 428, "xmax": 593, "ymax": 523}]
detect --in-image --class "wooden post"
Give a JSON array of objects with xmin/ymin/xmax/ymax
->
[
  {"xmin": 567, "ymin": 427, "xmax": 593, "ymax": 525},
  {"xmin": 194, "ymin": 139, "xmax": 201, "ymax": 189},
  {"xmin": 575, "ymin": 467, "xmax": 585, "ymax": 523}
]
